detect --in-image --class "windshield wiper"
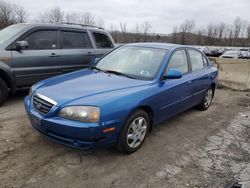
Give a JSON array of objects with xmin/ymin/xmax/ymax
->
[
  {"xmin": 90, "ymin": 67, "xmax": 136, "ymax": 79},
  {"xmin": 104, "ymin": 70, "xmax": 136, "ymax": 79},
  {"xmin": 90, "ymin": 67, "xmax": 108, "ymax": 73}
]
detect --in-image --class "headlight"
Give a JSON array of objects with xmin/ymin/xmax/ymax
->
[{"xmin": 59, "ymin": 106, "xmax": 100, "ymax": 123}]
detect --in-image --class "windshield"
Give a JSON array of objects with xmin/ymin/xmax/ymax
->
[
  {"xmin": 0, "ymin": 24, "xmax": 26, "ymax": 45},
  {"xmin": 95, "ymin": 46, "xmax": 167, "ymax": 80}
]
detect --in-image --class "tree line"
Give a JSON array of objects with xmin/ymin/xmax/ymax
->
[{"xmin": 0, "ymin": 0, "xmax": 249, "ymax": 47}]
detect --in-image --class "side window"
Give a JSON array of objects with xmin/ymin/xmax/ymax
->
[
  {"xmin": 165, "ymin": 50, "xmax": 188, "ymax": 74},
  {"xmin": 61, "ymin": 31, "xmax": 92, "ymax": 49},
  {"xmin": 23, "ymin": 30, "xmax": 58, "ymax": 50},
  {"xmin": 93, "ymin": 32, "xmax": 113, "ymax": 48},
  {"xmin": 188, "ymin": 50, "xmax": 205, "ymax": 71}
]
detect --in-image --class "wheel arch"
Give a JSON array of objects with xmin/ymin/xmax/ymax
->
[
  {"xmin": 0, "ymin": 61, "xmax": 16, "ymax": 93},
  {"xmin": 126, "ymin": 105, "xmax": 154, "ymax": 132},
  {"xmin": 0, "ymin": 69, "xmax": 12, "ymax": 91}
]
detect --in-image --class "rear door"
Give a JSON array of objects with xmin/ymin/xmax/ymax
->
[
  {"xmin": 60, "ymin": 29, "xmax": 94, "ymax": 73},
  {"xmin": 187, "ymin": 49, "xmax": 211, "ymax": 105},
  {"xmin": 12, "ymin": 27, "xmax": 62, "ymax": 87}
]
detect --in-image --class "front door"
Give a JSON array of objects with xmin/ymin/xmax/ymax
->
[
  {"xmin": 155, "ymin": 49, "xmax": 194, "ymax": 123},
  {"xmin": 12, "ymin": 28, "xmax": 62, "ymax": 87}
]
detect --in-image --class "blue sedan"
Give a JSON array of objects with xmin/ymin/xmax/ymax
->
[{"xmin": 24, "ymin": 43, "xmax": 218, "ymax": 154}]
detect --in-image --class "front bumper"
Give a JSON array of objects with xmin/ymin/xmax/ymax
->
[{"xmin": 24, "ymin": 96, "xmax": 120, "ymax": 149}]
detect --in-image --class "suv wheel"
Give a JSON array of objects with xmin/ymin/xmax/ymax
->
[
  {"xmin": 117, "ymin": 110, "xmax": 149, "ymax": 154},
  {"xmin": 0, "ymin": 78, "xmax": 9, "ymax": 106}
]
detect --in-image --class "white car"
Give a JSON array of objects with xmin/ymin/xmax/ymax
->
[
  {"xmin": 240, "ymin": 49, "xmax": 250, "ymax": 59},
  {"xmin": 220, "ymin": 50, "xmax": 242, "ymax": 59}
]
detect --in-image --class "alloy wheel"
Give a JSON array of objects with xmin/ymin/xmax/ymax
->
[
  {"xmin": 127, "ymin": 117, "xmax": 147, "ymax": 149},
  {"xmin": 204, "ymin": 89, "xmax": 213, "ymax": 108}
]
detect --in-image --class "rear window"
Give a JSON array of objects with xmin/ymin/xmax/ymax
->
[
  {"xmin": 61, "ymin": 31, "xmax": 92, "ymax": 49},
  {"xmin": 188, "ymin": 50, "xmax": 205, "ymax": 71},
  {"xmin": 93, "ymin": 32, "xmax": 113, "ymax": 48}
]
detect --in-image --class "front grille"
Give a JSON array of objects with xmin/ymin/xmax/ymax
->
[{"xmin": 33, "ymin": 94, "xmax": 56, "ymax": 114}]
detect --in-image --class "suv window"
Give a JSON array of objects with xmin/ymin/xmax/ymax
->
[
  {"xmin": 93, "ymin": 32, "xmax": 112, "ymax": 48},
  {"xmin": 188, "ymin": 50, "xmax": 205, "ymax": 71},
  {"xmin": 166, "ymin": 50, "xmax": 188, "ymax": 74},
  {"xmin": 23, "ymin": 30, "xmax": 58, "ymax": 50},
  {"xmin": 61, "ymin": 31, "xmax": 92, "ymax": 49}
]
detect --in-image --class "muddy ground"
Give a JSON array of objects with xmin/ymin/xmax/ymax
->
[{"xmin": 0, "ymin": 89, "xmax": 249, "ymax": 188}]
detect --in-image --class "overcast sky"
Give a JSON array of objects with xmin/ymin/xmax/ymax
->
[{"xmin": 11, "ymin": 0, "xmax": 250, "ymax": 33}]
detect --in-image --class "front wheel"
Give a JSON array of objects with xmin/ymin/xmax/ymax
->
[
  {"xmin": 197, "ymin": 87, "xmax": 214, "ymax": 111},
  {"xmin": 117, "ymin": 110, "xmax": 149, "ymax": 154}
]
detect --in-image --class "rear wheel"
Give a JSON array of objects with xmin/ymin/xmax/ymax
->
[
  {"xmin": 117, "ymin": 110, "xmax": 149, "ymax": 154},
  {"xmin": 197, "ymin": 87, "xmax": 214, "ymax": 110},
  {"xmin": 0, "ymin": 78, "xmax": 9, "ymax": 106}
]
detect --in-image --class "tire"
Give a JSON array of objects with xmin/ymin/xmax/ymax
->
[
  {"xmin": 0, "ymin": 78, "xmax": 9, "ymax": 106},
  {"xmin": 197, "ymin": 87, "xmax": 214, "ymax": 111},
  {"xmin": 117, "ymin": 110, "xmax": 149, "ymax": 154}
]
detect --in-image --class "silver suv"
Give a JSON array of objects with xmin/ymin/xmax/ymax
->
[{"xmin": 0, "ymin": 23, "xmax": 115, "ymax": 105}]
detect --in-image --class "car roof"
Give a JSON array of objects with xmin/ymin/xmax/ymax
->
[
  {"xmin": 125, "ymin": 43, "xmax": 186, "ymax": 50},
  {"xmin": 12, "ymin": 23, "xmax": 106, "ymax": 32}
]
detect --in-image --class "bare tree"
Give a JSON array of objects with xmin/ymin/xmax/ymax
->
[
  {"xmin": 65, "ymin": 12, "xmax": 104, "ymax": 28},
  {"xmin": 95, "ymin": 17, "xmax": 105, "ymax": 28},
  {"xmin": 64, "ymin": 12, "xmax": 79, "ymax": 23},
  {"xmin": 14, "ymin": 6, "xmax": 26, "ymax": 23},
  {"xmin": 232, "ymin": 17, "xmax": 244, "ymax": 45},
  {"xmin": 0, "ymin": 0, "xmax": 26, "ymax": 28},
  {"xmin": 247, "ymin": 24, "xmax": 250, "ymax": 46},
  {"xmin": 171, "ymin": 26, "xmax": 178, "ymax": 44},
  {"xmin": 141, "ymin": 21, "xmax": 151, "ymax": 41},
  {"xmin": 179, "ymin": 19, "xmax": 195, "ymax": 44},
  {"xmin": 217, "ymin": 23, "xmax": 226, "ymax": 45},
  {"xmin": 38, "ymin": 6, "xmax": 64, "ymax": 23},
  {"xmin": 79, "ymin": 12, "xmax": 96, "ymax": 26},
  {"xmin": 119, "ymin": 22, "xmax": 128, "ymax": 42}
]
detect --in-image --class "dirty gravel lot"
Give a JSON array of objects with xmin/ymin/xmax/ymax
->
[{"xmin": 0, "ymin": 89, "xmax": 249, "ymax": 188}]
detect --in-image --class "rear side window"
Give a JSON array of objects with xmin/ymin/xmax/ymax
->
[
  {"xmin": 61, "ymin": 31, "xmax": 92, "ymax": 49},
  {"xmin": 24, "ymin": 30, "xmax": 58, "ymax": 50},
  {"xmin": 93, "ymin": 32, "xmax": 113, "ymax": 48},
  {"xmin": 188, "ymin": 50, "xmax": 205, "ymax": 71},
  {"xmin": 166, "ymin": 50, "xmax": 188, "ymax": 74}
]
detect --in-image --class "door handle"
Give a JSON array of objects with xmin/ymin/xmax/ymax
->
[
  {"xmin": 87, "ymin": 52, "xmax": 92, "ymax": 56},
  {"xmin": 186, "ymin": 80, "xmax": 192, "ymax": 85},
  {"xmin": 49, "ymin": 53, "xmax": 60, "ymax": 57}
]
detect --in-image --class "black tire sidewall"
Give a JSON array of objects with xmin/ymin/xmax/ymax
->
[
  {"xmin": 0, "ymin": 78, "xmax": 8, "ymax": 105},
  {"xmin": 199, "ymin": 87, "xmax": 214, "ymax": 110},
  {"xmin": 118, "ymin": 110, "xmax": 149, "ymax": 154}
]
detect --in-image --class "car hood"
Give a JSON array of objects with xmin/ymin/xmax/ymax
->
[{"xmin": 34, "ymin": 69, "xmax": 152, "ymax": 106}]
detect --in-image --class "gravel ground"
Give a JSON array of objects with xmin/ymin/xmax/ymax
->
[{"xmin": 0, "ymin": 88, "xmax": 249, "ymax": 188}]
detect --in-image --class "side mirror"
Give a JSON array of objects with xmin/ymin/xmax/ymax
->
[
  {"xmin": 163, "ymin": 69, "xmax": 182, "ymax": 80},
  {"xmin": 15, "ymin": 41, "xmax": 28, "ymax": 51}
]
